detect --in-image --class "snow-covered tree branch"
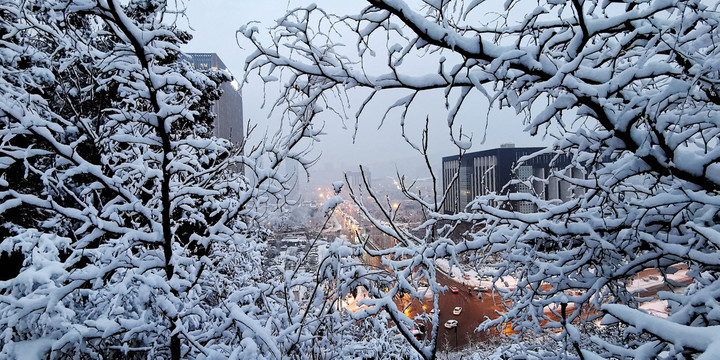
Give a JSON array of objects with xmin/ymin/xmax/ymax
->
[
  {"xmin": 0, "ymin": 0, "xmax": 335, "ymax": 358},
  {"xmin": 241, "ymin": 0, "xmax": 720, "ymax": 358}
]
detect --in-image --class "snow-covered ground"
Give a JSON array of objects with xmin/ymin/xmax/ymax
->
[
  {"xmin": 436, "ymin": 258, "xmax": 691, "ymax": 320},
  {"xmin": 343, "ymin": 260, "xmax": 692, "ymax": 320},
  {"xmin": 341, "ymin": 286, "xmax": 372, "ymax": 313},
  {"xmin": 435, "ymin": 258, "xmax": 517, "ymax": 291},
  {"xmin": 627, "ymin": 265, "xmax": 691, "ymax": 318},
  {"xmin": 627, "ymin": 265, "xmax": 691, "ymax": 294},
  {"xmin": 639, "ymin": 300, "xmax": 670, "ymax": 318}
]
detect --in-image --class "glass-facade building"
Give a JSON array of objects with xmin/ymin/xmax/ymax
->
[{"xmin": 442, "ymin": 144, "xmax": 581, "ymax": 214}]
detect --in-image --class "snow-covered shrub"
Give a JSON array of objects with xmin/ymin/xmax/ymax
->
[{"xmin": 0, "ymin": 0, "xmax": 323, "ymax": 358}]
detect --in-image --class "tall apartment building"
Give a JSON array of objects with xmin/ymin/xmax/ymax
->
[
  {"xmin": 442, "ymin": 144, "xmax": 582, "ymax": 214},
  {"xmin": 186, "ymin": 53, "xmax": 244, "ymax": 147}
]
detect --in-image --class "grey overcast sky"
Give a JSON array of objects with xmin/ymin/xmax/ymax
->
[{"xmin": 182, "ymin": 0, "xmax": 548, "ymax": 183}]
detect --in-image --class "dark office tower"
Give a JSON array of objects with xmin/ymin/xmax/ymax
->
[
  {"xmin": 187, "ymin": 53, "xmax": 244, "ymax": 148},
  {"xmin": 441, "ymin": 144, "xmax": 580, "ymax": 214}
]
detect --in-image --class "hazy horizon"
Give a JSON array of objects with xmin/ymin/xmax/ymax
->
[{"xmin": 181, "ymin": 0, "xmax": 551, "ymax": 184}]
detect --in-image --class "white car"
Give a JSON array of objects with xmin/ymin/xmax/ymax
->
[
  {"xmin": 444, "ymin": 319, "xmax": 458, "ymax": 329},
  {"xmin": 430, "ymin": 308, "xmax": 440, "ymax": 315},
  {"xmin": 453, "ymin": 306, "xmax": 462, "ymax": 315}
]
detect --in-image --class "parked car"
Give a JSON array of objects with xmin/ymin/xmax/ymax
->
[
  {"xmin": 444, "ymin": 319, "xmax": 458, "ymax": 329},
  {"xmin": 453, "ymin": 306, "xmax": 462, "ymax": 315},
  {"xmin": 430, "ymin": 308, "xmax": 440, "ymax": 315},
  {"xmin": 463, "ymin": 274, "xmax": 471, "ymax": 280},
  {"xmin": 450, "ymin": 286, "xmax": 459, "ymax": 293}
]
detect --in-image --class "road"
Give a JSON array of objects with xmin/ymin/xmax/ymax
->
[
  {"xmin": 333, "ymin": 207, "xmax": 505, "ymax": 351},
  {"xmin": 411, "ymin": 272, "xmax": 505, "ymax": 351}
]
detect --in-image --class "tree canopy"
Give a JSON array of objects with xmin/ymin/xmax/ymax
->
[
  {"xmin": 242, "ymin": 0, "xmax": 720, "ymax": 358},
  {"xmin": 2, "ymin": 0, "xmax": 719, "ymax": 358}
]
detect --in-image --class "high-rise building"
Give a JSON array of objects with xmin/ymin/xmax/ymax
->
[
  {"xmin": 345, "ymin": 170, "xmax": 371, "ymax": 193},
  {"xmin": 186, "ymin": 53, "xmax": 244, "ymax": 146},
  {"xmin": 441, "ymin": 144, "xmax": 581, "ymax": 214}
]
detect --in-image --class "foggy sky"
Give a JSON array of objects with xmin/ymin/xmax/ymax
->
[{"xmin": 181, "ymin": 0, "xmax": 549, "ymax": 185}]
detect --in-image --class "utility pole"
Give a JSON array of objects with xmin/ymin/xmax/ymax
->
[{"xmin": 454, "ymin": 325, "xmax": 458, "ymax": 348}]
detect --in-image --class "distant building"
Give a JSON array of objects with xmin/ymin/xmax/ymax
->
[
  {"xmin": 345, "ymin": 170, "xmax": 372, "ymax": 193},
  {"xmin": 186, "ymin": 53, "xmax": 244, "ymax": 146},
  {"xmin": 279, "ymin": 233, "xmax": 308, "ymax": 250},
  {"xmin": 281, "ymin": 159, "xmax": 303, "ymax": 202},
  {"xmin": 442, "ymin": 144, "xmax": 582, "ymax": 214}
]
